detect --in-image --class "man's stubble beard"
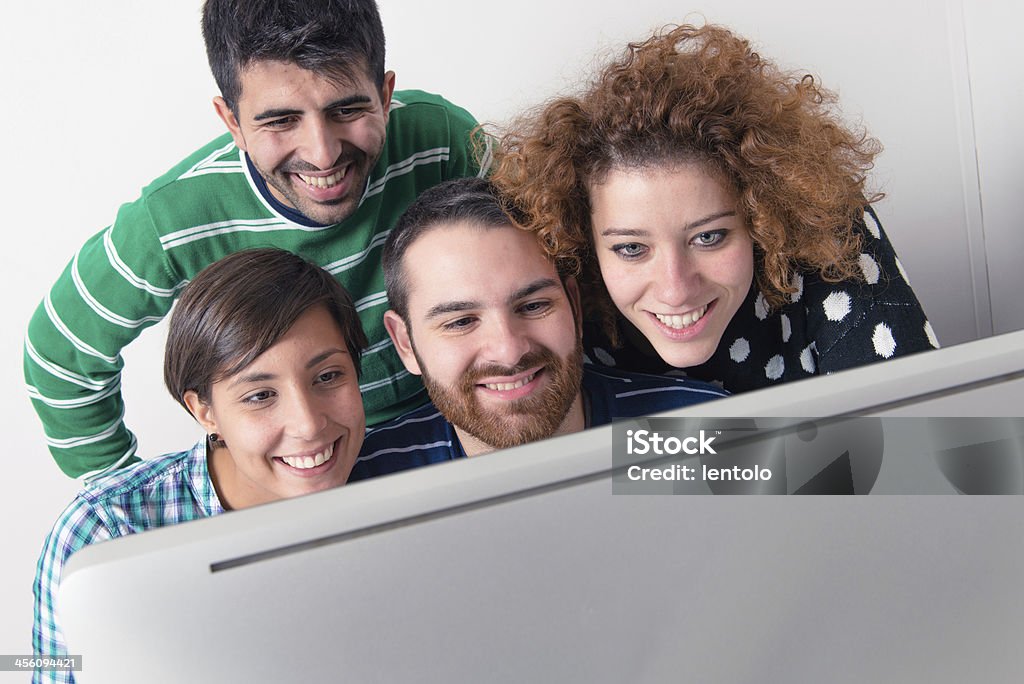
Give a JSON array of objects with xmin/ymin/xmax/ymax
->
[
  {"xmin": 417, "ymin": 341, "xmax": 585, "ymax": 451},
  {"xmin": 250, "ymin": 143, "xmax": 378, "ymax": 225}
]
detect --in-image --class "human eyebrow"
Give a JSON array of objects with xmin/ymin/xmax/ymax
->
[
  {"xmin": 225, "ymin": 349, "xmax": 348, "ymax": 389},
  {"xmin": 305, "ymin": 349, "xmax": 348, "ymax": 370},
  {"xmin": 600, "ymin": 227, "xmax": 649, "ymax": 238},
  {"xmin": 425, "ymin": 300, "xmax": 481, "ymax": 321},
  {"xmin": 324, "ymin": 95, "xmax": 373, "ymax": 111},
  {"xmin": 227, "ymin": 369, "xmax": 277, "ymax": 388},
  {"xmin": 252, "ymin": 95, "xmax": 374, "ymax": 122},
  {"xmin": 509, "ymin": 278, "xmax": 561, "ymax": 304},
  {"xmin": 684, "ymin": 210, "xmax": 736, "ymax": 231},
  {"xmin": 252, "ymin": 108, "xmax": 303, "ymax": 122},
  {"xmin": 600, "ymin": 211, "xmax": 737, "ymax": 237}
]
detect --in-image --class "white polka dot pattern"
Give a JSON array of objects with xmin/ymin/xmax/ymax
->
[
  {"xmin": 872, "ymin": 323, "xmax": 897, "ymax": 358},
  {"xmin": 859, "ymin": 253, "xmax": 880, "ymax": 285},
  {"xmin": 800, "ymin": 344, "xmax": 816, "ymax": 373},
  {"xmin": 865, "ymin": 211, "xmax": 881, "ymax": 239},
  {"xmin": 823, "ymin": 291, "xmax": 852, "ymax": 321},
  {"xmin": 754, "ymin": 292, "xmax": 769, "ymax": 320},
  {"xmin": 581, "ymin": 209, "xmax": 935, "ymax": 394},
  {"xmin": 729, "ymin": 337, "xmax": 750, "ymax": 362}
]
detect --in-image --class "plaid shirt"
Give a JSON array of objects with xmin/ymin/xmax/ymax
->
[{"xmin": 32, "ymin": 440, "xmax": 222, "ymax": 683}]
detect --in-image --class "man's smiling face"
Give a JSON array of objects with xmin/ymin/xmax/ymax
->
[
  {"xmin": 384, "ymin": 221, "xmax": 584, "ymax": 452},
  {"xmin": 215, "ymin": 60, "xmax": 394, "ymax": 225}
]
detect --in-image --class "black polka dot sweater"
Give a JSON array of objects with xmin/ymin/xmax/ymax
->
[{"xmin": 582, "ymin": 207, "xmax": 940, "ymax": 392}]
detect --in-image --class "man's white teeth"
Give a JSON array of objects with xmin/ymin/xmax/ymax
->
[
  {"xmin": 281, "ymin": 443, "xmax": 334, "ymax": 470},
  {"xmin": 297, "ymin": 168, "xmax": 346, "ymax": 188},
  {"xmin": 484, "ymin": 372, "xmax": 536, "ymax": 391},
  {"xmin": 655, "ymin": 305, "xmax": 708, "ymax": 329}
]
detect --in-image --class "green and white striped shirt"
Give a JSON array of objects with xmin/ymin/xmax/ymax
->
[{"xmin": 25, "ymin": 90, "xmax": 486, "ymax": 479}]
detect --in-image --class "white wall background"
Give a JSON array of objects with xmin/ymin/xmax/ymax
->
[
  {"xmin": 962, "ymin": 3, "xmax": 1024, "ymax": 334},
  {"xmin": 0, "ymin": 0, "xmax": 1020, "ymax": 671}
]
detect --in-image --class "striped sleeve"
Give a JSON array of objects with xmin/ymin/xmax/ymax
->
[{"xmin": 25, "ymin": 197, "xmax": 183, "ymax": 479}]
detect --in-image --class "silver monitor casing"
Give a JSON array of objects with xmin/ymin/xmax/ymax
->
[{"xmin": 58, "ymin": 330, "xmax": 1024, "ymax": 683}]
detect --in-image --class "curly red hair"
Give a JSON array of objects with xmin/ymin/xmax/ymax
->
[{"xmin": 491, "ymin": 23, "xmax": 882, "ymax": 342}]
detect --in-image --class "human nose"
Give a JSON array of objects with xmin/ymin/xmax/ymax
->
[
  {"xmin": 481, "ymin": 315, "xmax": 532, "ymax": 368},
  {"xmin": 298, "ymin": 117, "xmax": 343, "ymax": 171},
  {"xmin": 654, "ymin": 248, "xmax": 701, "ymax": 307},
  {"xmin": 284, "ymin": 389, "xmax": 329, "ymax": 441}
]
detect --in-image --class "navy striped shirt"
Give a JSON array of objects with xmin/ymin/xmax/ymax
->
[{"xmin": 350, "ymin": 366, "xmax": 728, "ymax": 478}]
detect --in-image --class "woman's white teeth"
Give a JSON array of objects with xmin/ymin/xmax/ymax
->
[
  {"xmin": 484, "ymin": 372, "xmax": 536, "ymax": 391},
  {"xmin": 655, "ymin": 305, "xmax": 708, "ymax": 329},
  {"xmin": 281, "ymin": 443, "xmax": 334, "ymax": 470},
  {"xmin": 297, "ymin": 168, "xmax": 346, "ymax": 188}
]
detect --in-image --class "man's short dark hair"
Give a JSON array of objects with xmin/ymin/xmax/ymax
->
[
  {"xmin": 383, "ymin": 177, "xmax": 536, "ymax": 321},
  {"xmin": 202, "ymin": 0, "xmax": 386, "ymax": 111},
  {"xmin": 164, "ymin": 248, "xmax": 368, "ymax": 413}
]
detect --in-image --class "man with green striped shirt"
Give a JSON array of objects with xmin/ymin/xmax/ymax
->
[{"xmin": 24, "ymin": 0, "xmax": 486, "ymax": 479}]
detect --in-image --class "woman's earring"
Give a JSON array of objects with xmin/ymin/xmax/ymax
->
[{"xmin": 208, "ymin": 432, "xmax": 226, "ymax": 448}]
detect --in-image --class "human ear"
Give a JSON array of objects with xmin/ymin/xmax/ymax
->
[
  {"xmin": 379, "ymin": 71, "xmax": 396, "ymax": 123},
  {"xmin": 183, "ymin": 390, "xmax": 219, "ymax": 435},
  {"xmin": 213, "ymin": 96, "xmax": 247, "ymax": 151},
  {"xmin": 383, "ymin": 310, "xmax": 422, "ymax": 376}
]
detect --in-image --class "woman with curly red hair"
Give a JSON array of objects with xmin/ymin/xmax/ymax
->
[{"xmin": 492, "ymin": 23, "xmax": 938, "ymax": 392}]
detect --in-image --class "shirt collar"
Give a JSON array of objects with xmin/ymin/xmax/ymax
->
[
  {"xmin": 186, "ymin": 439, "xmax": 225, "ymax": 516},
  {"xmin": 243, "ymin": 152, "xmax": 330, "ymax": 228}
]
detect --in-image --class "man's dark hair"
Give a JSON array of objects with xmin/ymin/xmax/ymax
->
[
  {"xmin": 383, "ymin": 177, "xmax": 536, "ymax": 321},
  {"xmin": 202, "ymin": 0, "xmax": 386, "ymax": 111},
  {"xmin": 164, "ymin": 248, "xmax": 368, "ymax": 413}
]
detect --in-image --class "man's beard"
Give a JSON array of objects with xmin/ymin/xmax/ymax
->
[{"xmin": 418, "ymin": 342, "xmax": 584, "ymax": 451}]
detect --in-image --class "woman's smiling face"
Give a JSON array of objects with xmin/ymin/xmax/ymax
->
[
  {"xmin": 186, "ymin": 304, "xmax": 365, "ymax": 509},
  {"xmin": 589, "ymin": 163, "xmax": 755, "ymax": 368}
]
